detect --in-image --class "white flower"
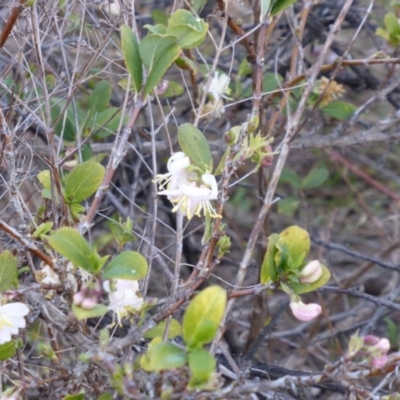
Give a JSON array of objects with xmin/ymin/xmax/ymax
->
[
  {"xmin": 203, "ymin": 71, "xmax": 231, "ymax": 117},
  {"xmin": 39, "ymin": 265, "xmax": 60, "ymax": 285},
  {"xmin": 0, "ymin": 303, "xmax": 30, "ymax": 345},
  {"xmin": 155, "ymin": 152, "xmax": 191, "ymax": 196},
  {"xmin": 159, "ymin": 172, "xmax": 220, "ymax": 220},
  {"xmin": 289, "ymin": 300, "xmax": 321, "ymax": 322},
  {"xmin": 103, "ymin": 279, "xmax": 143, "ymax": 323}
]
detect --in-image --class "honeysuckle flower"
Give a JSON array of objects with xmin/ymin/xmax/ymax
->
[
  {"xmin": 155, "ymin": 152, "xmax": 191, "ymax": 195},
  {"xmin": 103, "ymin": 279, "xmax": 143, "ymax": 323},
  {"xmin": 290, "ymin": 300, "xmax": 321, "ymax": 322},
  {"xmin": 36, "ymin": 265, "xmax": 60, "ymax": 285},
  {"xmin": 203, "ymin": 71, "xmax": 231, "ymax": 117},
  {"xmin": 299, "ymin": 260, "xmax": 323, "ymax": 284},
  {"xmin": 160, "ymin": 172, "xmax": 220, "ymax": 220},
  {"xmin": 0, "ymin": 303, "xmax": 30, "ymax": 345}
]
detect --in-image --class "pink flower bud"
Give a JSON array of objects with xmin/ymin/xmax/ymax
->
[
  {"xmin": 299, "ymin": 260, "xmax": 323, "ymax": 283},
  {"xmin": 81, "ymin": 297, "xmax": 97, "ymax": 310},
  {"xmin": 371, "ymin": 355, "xmax": 388, "ymax": 369},
  {"xmin": 73, "ymin": 292, "xmax": 84, "ymax": 305},
  {"xmin": 290, "ymin": 300, "xmax": 322, "ymax": 321},
  {"xmin": 376, "ymin": 338, "xmax": 390, "ymax": 352}
]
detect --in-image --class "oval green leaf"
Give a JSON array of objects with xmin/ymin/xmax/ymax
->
[
  {"xmin": 64, "ymin": 161, "xmax": 105, "ymax": 203},
  {"xmin": 322, "ymin": 101, "xmax": 356, "ymax": 120},
  {"xmin": 290, "ymin": 263, "xmax": 331, "ymax": 294},
  {"xmin": 139, "ymin": 34, "xmax": 181, "ymax": 97},
  {"xmin": 72, "ymin": 304, "xmax": 108, "ymax": 321},
  {"xmin": 0, "ymin": 251, "xmax": 18, "ymax": 292},
  {"xmin": 301, "ymin": 167, "xmax": 329, "ymax": 190},
  {"xmin": 177, "ymin": 123, "xmax": 213, "ymax": 172},
  {"xmin": 279, "ymin": 226, "xmax": 310, "ymax": 265},
  {"xmin": 120, "ymin": 25, "xmax": 143, "ymax": 92},
  {"xmin": 0, "ymin": 340, "xmax": 16, "ymax": 360},
  {"xmin": 47, "ymin": 227, "xmax": 97, "ymax": 273},
  {"xmin": 147, "ymin": 342, "xmax": 187, "ymax": 371},
  {"xmin": 188, "ymin": 348, "xmax": 216, "ymax": 389},
  {"xmin": 102, "ymin": 251, "xmax": 148, "ymax": 281},
  {"xmin": 182, "ymin": 286, "xmax": 227, "ymax": 348},
  {"xmin": 260, "ymin": 233, "xmax": 279, "ymax": 285},
  {"xmin": 144, "ymin": 319, "xmax": 182, "ymax": 340},
  {"xmin": 88, "ymin": 80, "xmax": 112, "ymax": 112}
]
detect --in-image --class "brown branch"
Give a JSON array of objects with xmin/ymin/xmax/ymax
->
[{"xmin": 0, "ymin": 0, "xmax": 25, "ymax": 49}]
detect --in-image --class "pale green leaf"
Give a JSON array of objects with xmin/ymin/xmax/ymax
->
[
  {"xmin": 102, "ymin": 251, "xmax": 148, "ymax": 280},
  {"xmin": 47, "ymin": 227, "xmax": 97, "ymax": 273},
  {"xmin": 301, "ymin": 167, "xmax": 329, "ymax": 190},
  {"xmin": 144, "ymin": 319, "xmax": 182, "ymax": 340},
  {"xmin": 260, "ymin": 0, "xmax": 271, "ymax": 20},
  {"xmin": 72, "ymin": 304, "xmax": 108, "ymax": 320},
  {"xmin": 167, "ymin": 9, "xmax": 208, "ymax": 49},
  {"xmin": 64, "ymin": 161, "xmax": 105, "ymax": 203},
  {"xmin": 182, "ymin": 286, "xmax": 227, "ymax": 348},
  {"xmin": 277, "ymin": 197, "xmax": 299, "ymax": 217},
  {"xmin": 88, "ymin": 80, "xmax": 112, "ymax": 112},
  {"xmin": 322, "ymin": 101, "xmax": 356, "ymax": 120},
  {"xmin": 177, "ymin": 123, "xmax": 213, "ymax": 172},
  {"xmin": 279, "ymin": 226, "xmax": 310, "ymax": 265},
  {"xmin": 271, "ymin": 0, "xmax": 297, "ymax": 16},
  {"xmin": 188, "ymin": 348, "xmax": 216, "ymax": 388},
  {"xmin": 139, "ymin": 34, "xmax": 181, "ymax": 97},
  {"xmin": 0, "ymin": 341, "xmax": 16, "ymax": 360},
  {"xmin": 120, "ymin": 25, "xmax": 143, "ymax": 92},
  {"xmin": 146, "ymin": 342, "xmax": 187, "ymax": 371},
  {"xmin": 0, "ymin": 251, "xmax": 18, "ymax": 292},
  {"xmin": 260, "ymin": 234, "xmax": 280, "ymax": 284},
  {"xmin": 63, "ymin": 393, "xmax": 85, "ymax": 400}
]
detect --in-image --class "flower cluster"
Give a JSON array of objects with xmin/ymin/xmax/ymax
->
[
  {"xmin": 363, "ymin": 335, "xmax": 390, "ymax": 368},
  {"xmin": 316, "ymin": 77, "xmax": 345, "ymax": 107},
  {"xmin": 0, "ymin": 302, "xmax": 30, "ymax": 345},
  {"xmin": 290, "ymin": 260, "xmax": 323, "ymax": 322},
  {"xmin": 155, "ymin": 152, "xmax": 220, "ymax": 220}
]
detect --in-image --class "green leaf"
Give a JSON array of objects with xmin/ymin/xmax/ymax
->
[
  {"xmin": 97, "ymin": 394, "xmax": 113, "ymax": 400},
  {"xmin": 139, "ymin": 34, "xmax": 181, "ymax": 97},
  {"xmin": 89, "ymin": 108, "xmax": 123, "ymax": 138},
  {"xmin": 182, "ymin": 286, "xmax": 227, "ymax": 348},
  {"xmin": 175, "ymin": 56, "xmax": 198, "ymax": 74},
  {"xmin": 145, "ymin": 342, "xmax": 187, "ymax": 372},
  {"xmin": 0, "ymin": 251, "xmax": 18, "ymax": 292},
  {"xmin": 260, "ymin": 233, "xmax": 280, "ymax": 284},
  {"xmin": 144, "ymin": 23, "xmax": 168, "ymax": 35},
  {"xmin": 72, "ymin": 304, "xmax": 108, "ymax": 320},
  {"xmin": 322, "ymin": 101, "xmax": 356, "ymax": 120},
  {"xmin": 64, "ymin": 161, "xmax": 105, "ymax": 203},
  {"xmin": 32, "ymin": 222, "xmax": 53, "ymax": 239},
  {"xmin": 167, "ymin": 9, "xmax": 208, "ymax": 49},
  {"xmin": 110, "ymin": 219, "xmax": 136, "ymax": 248},
  {"xmin": 102, "ymin": 251, "xmax": 148, "ymax": 281},
  {"xmin": 151, "ymin": 9, "xmax": 168, "ymax": 25},
  {"xmin": 37, "ymin": 170, "xmax": 51, "ymax": 191},
  {"xmin": 68, "ymin": 202, "xmax": 86, "ymax": 220},
  {"xmin": 0, "ymin": 340, "xmax": 15, "ymax": 360},
  {"xmin": 160, "ymin": 80, "xmax": 184, "ymax": 98},
  {"xmin": 177, "ymin": 123, "xmax": 213, "ymax": 172},
  {"xmin": 289, "ymin": 263, "xmax": 331, "ymax": 294},
  {"xmin": 47, "ymin": 227, "xmax": 98, "ymax": 273},
  {"xmin": 384, "ymin": 12, "xmax": 400, "ymax": 36},
  {"xmin": 192, "ymin": 0, "xmax": 208, "ymax": 13},
  {"xmin": 279, "ymin": 226, "xmax": 310, "ymax": 265},
  {"xmin": 277, "ymin": 197, "xmax": 299, "ymax": 217},
  {"xmin": 301, "ymin": 167, "xmax": 329, "ymax": 190},
  {"xmin": 144, "ymin": 319, "xmax": 182, "ymax": 339},
  {"xmin": 263, "ymin": 72, "xmax": 283, "ymax": 93},
  {"xmin": 120, "ymin": 25, "xmax": 143, "ymax": 92},
  {"xmin": 88, "ymin": 80, "xmax": 112, "ymax": 112},
  {"xmin": 63, "ymin": 394, "xmax": 85, "ymax": 400},
  {"xmin": 385, "ymin": 318, "xmax": 399, "ymax": 349},
  {"xmin": 271, "ymin": 0, "xmax": 297, "ymax": 16},
  {"xmin": 188, "ymin": 348, "xmax": 216, "ymax": 388},
  {"xmin": 260, "ymin": 0, "xmax": 271, "ymax": 20},
  {"xmin": 279, "ymin": 168, "xmax": 301, "ymax": 189}
]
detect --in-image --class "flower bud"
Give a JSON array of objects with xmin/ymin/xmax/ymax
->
[
  {"xmin": 290, "ymin": 300, "xmax": 321, "ymax": 321},
  {"xmin": 81, "ymin": 297, "xmax": 97, "ymax": 310},
  {"xmin": 371, "ymin": 355, "xmax": 388, "ymax": 369},
  {"xmin": 73, "ymin": 292, "xmax": 84, "ymax": 306},
  {"xmin": 299, "ymin": 260, "xmax": 323, "ymax": 283}
]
